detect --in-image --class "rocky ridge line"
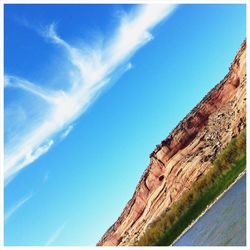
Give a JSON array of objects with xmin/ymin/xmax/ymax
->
[{"xmin": 97, "ymin": 40, "xmax": 246, "ymax": 246}]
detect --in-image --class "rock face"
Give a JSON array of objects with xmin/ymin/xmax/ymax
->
[{"xmin": 97, "ymin": 41, "xmax": 246, "ymax": 246}]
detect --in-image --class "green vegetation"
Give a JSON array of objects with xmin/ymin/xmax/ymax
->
[{"xmin": 136, "ymin": 129, "xmax": 246, "ymax": 246}]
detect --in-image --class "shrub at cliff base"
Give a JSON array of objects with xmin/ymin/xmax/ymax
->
[{"xmin": 136, "ymin": 129, "xmax": 246, "ymax": 246}]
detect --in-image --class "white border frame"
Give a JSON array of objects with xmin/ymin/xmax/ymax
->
[{"xmin": 0, "ymin": 0, "xmax": 248, "ymax": 249}]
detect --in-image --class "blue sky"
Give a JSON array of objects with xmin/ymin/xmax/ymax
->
[{"xmin": 4, "ymin": 4, "xmax": 246, "ymax": 246}]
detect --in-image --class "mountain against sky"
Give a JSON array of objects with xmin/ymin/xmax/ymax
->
[
  {"xmin": 4, "ymin": 4, "xmax": 246, "ymax": 246},
  {"xmin": 98, "ymin": 40, "xmax": 246, "ymax": 246}
]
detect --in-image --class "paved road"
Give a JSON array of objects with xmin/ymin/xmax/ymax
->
[{"xmin": 174, "ymin": 174, "xmax": 246, "ymax": 246}]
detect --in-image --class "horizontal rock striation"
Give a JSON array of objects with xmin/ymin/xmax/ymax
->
[{"xmin": 97, "ymin": 41, "xmax": 246, "ymax": 246}]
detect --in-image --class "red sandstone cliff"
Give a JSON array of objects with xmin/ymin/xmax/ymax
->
[{"xmin": 97, "ymin": 41, "xmax": 246, "ymax": 246}]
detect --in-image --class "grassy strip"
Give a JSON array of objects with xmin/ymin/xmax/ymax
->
[
  {"xmin": 136, "ymin": 130, "xmax": 246, "ymax": 246},
  {"xmin": 156, "ymin": 158, "xmax": 245, "ymax": 246}
]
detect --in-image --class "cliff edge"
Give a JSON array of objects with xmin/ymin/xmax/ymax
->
[{"xmin": 97, "ymin": 41, "xmax": 246, "ymax": 246}]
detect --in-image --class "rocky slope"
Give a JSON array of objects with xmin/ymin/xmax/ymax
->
[{"xmin": 97, "ymin": 41, "xmax": 246, "ymax": 246}]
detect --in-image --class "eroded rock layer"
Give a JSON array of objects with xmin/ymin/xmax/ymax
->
[{"xmin": 97, "ymin": 41, "xmax": 246, "ymax": 246}]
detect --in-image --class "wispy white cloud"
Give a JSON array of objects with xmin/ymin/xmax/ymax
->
[
  {"xmin": 5, "ymin": 139, "xmax": 54, "ymax": 185},
  {"xmin": 4, "ymin": 4, "xmax": 176, "ymax": 184},
  {"xmin": 45, "ymin": 222, "xmax": 67, "ymax": 246},
  {"xmin": 60, "ymin": 125, "xmax": 74, "ymax": 141},
  {"xmin": 5, "ymin": 75, "xmax": 61, "ymax": 104},
  {"xmin": 5, "ymin": 193, "xmax": 33, "ymax": 222}
]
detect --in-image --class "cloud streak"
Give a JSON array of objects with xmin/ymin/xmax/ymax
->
[
  {"xmin": 45, "ymin": 222, "xmax": 67, "ymax": 246},
  {"xmin": 4, "ymin": 4, "xmax": 176, "ymax": 184},
  {"xmin": 5, "ymin": 75, "xmax": 60, "ymax": 104},
  {"xmin": 5, "ymin": 193, "xmax": 33, "ymax": 222},
  {"xmin": 60, "ymin": 125, "xmax": 74, "ymax": 141}
]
